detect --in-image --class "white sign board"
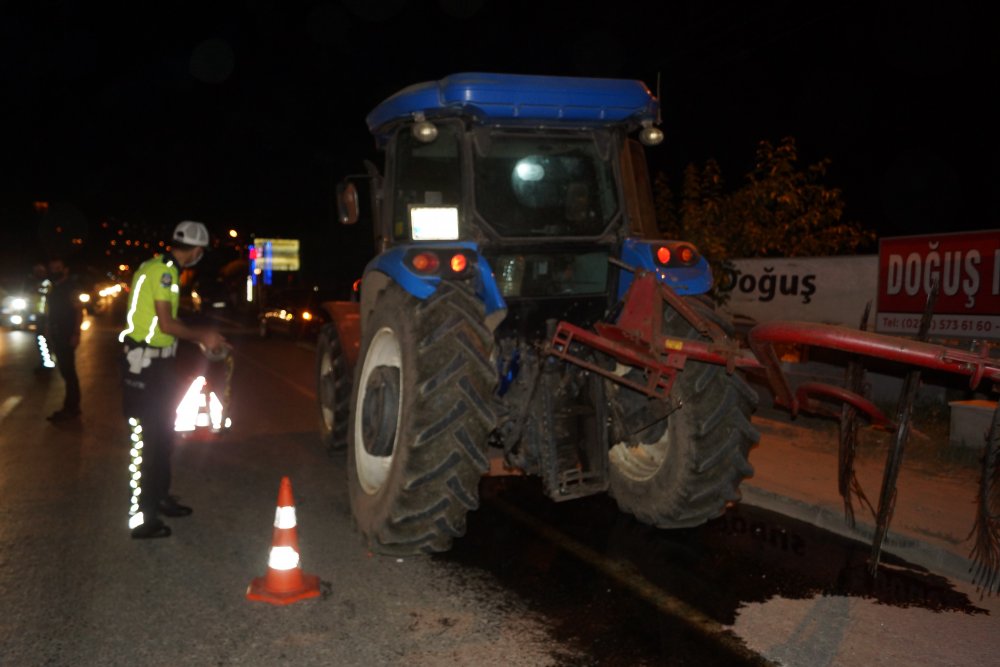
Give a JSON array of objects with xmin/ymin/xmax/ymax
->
[{"xmin": 718, "ymin": 256, "xmax": 879, "ymax": 328}]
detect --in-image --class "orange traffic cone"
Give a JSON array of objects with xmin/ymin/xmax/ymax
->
[{"xmin": 246, "ymin": 476, "xmax": 321, "ymax": 605}]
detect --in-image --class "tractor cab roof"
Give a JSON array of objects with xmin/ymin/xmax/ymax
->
[{"xmin": 366, "ymin": 72, "xmax": 659, "ymax": 146}]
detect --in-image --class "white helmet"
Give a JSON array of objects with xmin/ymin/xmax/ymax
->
[{"xmin": 173, "ymin": 220, "xmax": 210, "ymax": 248}]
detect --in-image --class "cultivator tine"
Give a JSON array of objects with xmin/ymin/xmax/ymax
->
[
  {"xmin": 839, "ymin": 302, "xmax": 873, "ymax": 528},
  {"xmin": 868, "ymin": 367, "xmax": 920, "ymax": 576},
  {"xmin": 838, "ymin": 398, "xmax": 859, "ymax": 527},
  {"xmin": 869, "ymin": 280, "xmax": 939, "ymax": 578},
  {"xmin": 968, "ymin": 401, "xmax": 1000, "ymax": 597}
]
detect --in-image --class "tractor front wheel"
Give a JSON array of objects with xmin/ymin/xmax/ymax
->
[{"xmin": 317, "ymin": 323, "xmax": 351, "ymax": 452}]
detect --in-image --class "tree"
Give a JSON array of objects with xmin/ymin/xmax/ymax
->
[{"xmin": 654, "ymin": 137, "xmax": 875, "ymax": 301}]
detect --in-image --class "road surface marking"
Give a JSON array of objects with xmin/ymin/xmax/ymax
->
[{"xmin": 0, "ymin": 396, "xmax": 23, "ymax": 425}]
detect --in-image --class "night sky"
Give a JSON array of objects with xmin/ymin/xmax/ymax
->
[{"xmin": 1, "ymin": 0, "xmax": 996, "ymax": 282}]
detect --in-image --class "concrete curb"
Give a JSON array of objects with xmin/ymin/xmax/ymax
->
[{"xmin": 741, "ymin": 483, "xmax": 978, "ymax": 587}]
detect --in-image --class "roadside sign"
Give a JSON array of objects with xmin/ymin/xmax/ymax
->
[
  {"xmin": 876, "ymin": 230, "xmax": 1000, "ymax": 339},
  {"xmin": 250, "ymin": 238, "xmax": 300, "ymax": 287},
  {"xmin": 719, "ymin": 256, "xmax": 878, "ymax": 328}
]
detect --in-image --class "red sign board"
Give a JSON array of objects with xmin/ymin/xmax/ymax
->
[{"xmin": 876, "ymin": 230, "xmax": 1000, "ymax": 338}]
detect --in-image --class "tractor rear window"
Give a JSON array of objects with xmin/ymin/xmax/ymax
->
[
  {"xmin": 493, "ymin": 250, "xmax": 609, "ymax": 297},
  {"xmin": 473, "ymin": 132, "xmax": 618, "ymax": 238}
]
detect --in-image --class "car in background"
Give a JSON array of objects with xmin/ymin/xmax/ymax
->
[
  {"xmin": 89, "ymin": 280, "xmax": 127, "ymax": 314},
  {"xmin": 1, "ymin": 274, "xmax": 45, "ymax": 331},
  {"xmin": 257, "ymin": 286, "xmax": 347, "ymax": 341},
  {"xmin": 1, "ymin": 291, "xmax": 36, "ymax": 330},
  {"xmin": 73, "ymin": 267, "xmax": 128, "ymax": 317}
]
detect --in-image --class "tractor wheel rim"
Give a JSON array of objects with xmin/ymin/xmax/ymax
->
[
  {"xmin": 319, "ymin": 347, "xmax": 334, "ymax": 429},
  {"xmin": 355, "ymin": 327, "xmax": 402, "ymax": 494}
]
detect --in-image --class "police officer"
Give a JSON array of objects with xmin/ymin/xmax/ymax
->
[{"xmin": 119, "ymin": 221, "xmax": 229, "ymax": 539}]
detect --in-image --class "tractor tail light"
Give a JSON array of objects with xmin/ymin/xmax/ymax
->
[
  {"xmin": 406, "ymin": 249, "xmax": 475, "ymax": 278},
  {"xmin": 655, "ymin": 246, "xmax": 671, "ymax": 265},
  {"xmin": 411, "ymin": 252, "xmax": 440, "ymax": 273},
  {"xmin": 654, "ymin": 243, "xmax": 699, "ymax": 267},
  {"xmin": 677, "ymin": 244, "xmax": 698, "ymax": 266},
  {"xmin": 449, "ymin": 253, "xmax": 467, "ymax": 273}
]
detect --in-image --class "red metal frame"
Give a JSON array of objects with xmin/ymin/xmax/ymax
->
[
  {"xmin": 548, "ymin": 269, "xmax": 1000, "ymax": 426},
  {"xmin": 548, "ymin": 266, "xmax": 1000, "ymax": 590}
]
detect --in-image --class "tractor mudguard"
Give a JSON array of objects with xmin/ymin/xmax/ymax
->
[
  {"xmin": 362, "ymin": 242, "xmax": 507, "ymax": 317},
  {"xmin": 617, "ymin": 238, "xmax": 713, "ymax": 299},
  {"xmin": 318, "ymin": 300, "xmax": 362, "ymax": 371}
]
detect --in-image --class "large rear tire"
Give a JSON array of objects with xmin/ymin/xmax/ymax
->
[
  {"xmin": 317, "ymin": 323, "xmax": 351, "ymax": 452},
  {"xmin": 607, "ymin": 297, "xmax": 759, "ymax": 528},
  {"xmin": 347, "ymin": 282, "xmax": 497, "ymax": 555}
]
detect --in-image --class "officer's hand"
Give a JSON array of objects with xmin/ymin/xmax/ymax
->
[{"xmin": 201, "ymin": 331, "xmax": 230, "ymax": 354}]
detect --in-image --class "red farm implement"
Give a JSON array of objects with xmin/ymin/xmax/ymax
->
[{"xmin": 549, "ymin": 260, "xmax": 1000, "ymax": 593}]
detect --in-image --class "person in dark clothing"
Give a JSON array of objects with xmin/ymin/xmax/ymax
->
[{"xmin": 44, "ymin": 257, "xmax": 83, "ymax": 421}]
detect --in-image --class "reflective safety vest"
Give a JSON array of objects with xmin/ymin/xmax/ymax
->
[{"xmin": 119, "ymin": 254, "xmax": 180, "ymax": 348}]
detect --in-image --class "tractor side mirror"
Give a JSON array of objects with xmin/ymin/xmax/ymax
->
[{"xmin": 336, "ymin": 181, "xmax": 360, "ymax": 225}]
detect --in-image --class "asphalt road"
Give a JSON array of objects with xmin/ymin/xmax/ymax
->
[{"xmin": 1, "ymin": 307, "xmax": 997, "ymax": 666}]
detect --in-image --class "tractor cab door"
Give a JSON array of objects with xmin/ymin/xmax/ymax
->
[{"xmin": 383, "ymin": 119, "xmax": 464, "ymax": 247}]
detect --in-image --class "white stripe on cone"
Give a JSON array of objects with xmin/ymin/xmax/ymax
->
[
  {"xmin": 274, "ymin": 506, "xmax": 297, "ymax": 529},
  {"xmin": 267, "ymin": 545, "xmax": 300, "ymax": 571}
]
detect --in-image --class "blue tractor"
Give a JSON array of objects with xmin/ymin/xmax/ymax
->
[{"xmin": 316, "ymin": 73, "xmax": 759, "ymax": 555}]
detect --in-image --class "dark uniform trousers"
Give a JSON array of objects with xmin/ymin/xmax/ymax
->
[
  {"xmin": 50, "ymin": 337, "xmax": 80, "ymax": 412},
  {"xmin": 121, "ymin": 341, "xmax": 179, "ymax": 524}
]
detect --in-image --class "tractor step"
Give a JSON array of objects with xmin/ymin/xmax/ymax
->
[{"xmin": 550, "ymin": 468, "xmax": 608, "ymax": 501}]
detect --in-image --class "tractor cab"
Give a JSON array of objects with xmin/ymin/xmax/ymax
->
[{"xmin": 341, "ymin": 73, "xmax": 709, "ymax": 339}]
